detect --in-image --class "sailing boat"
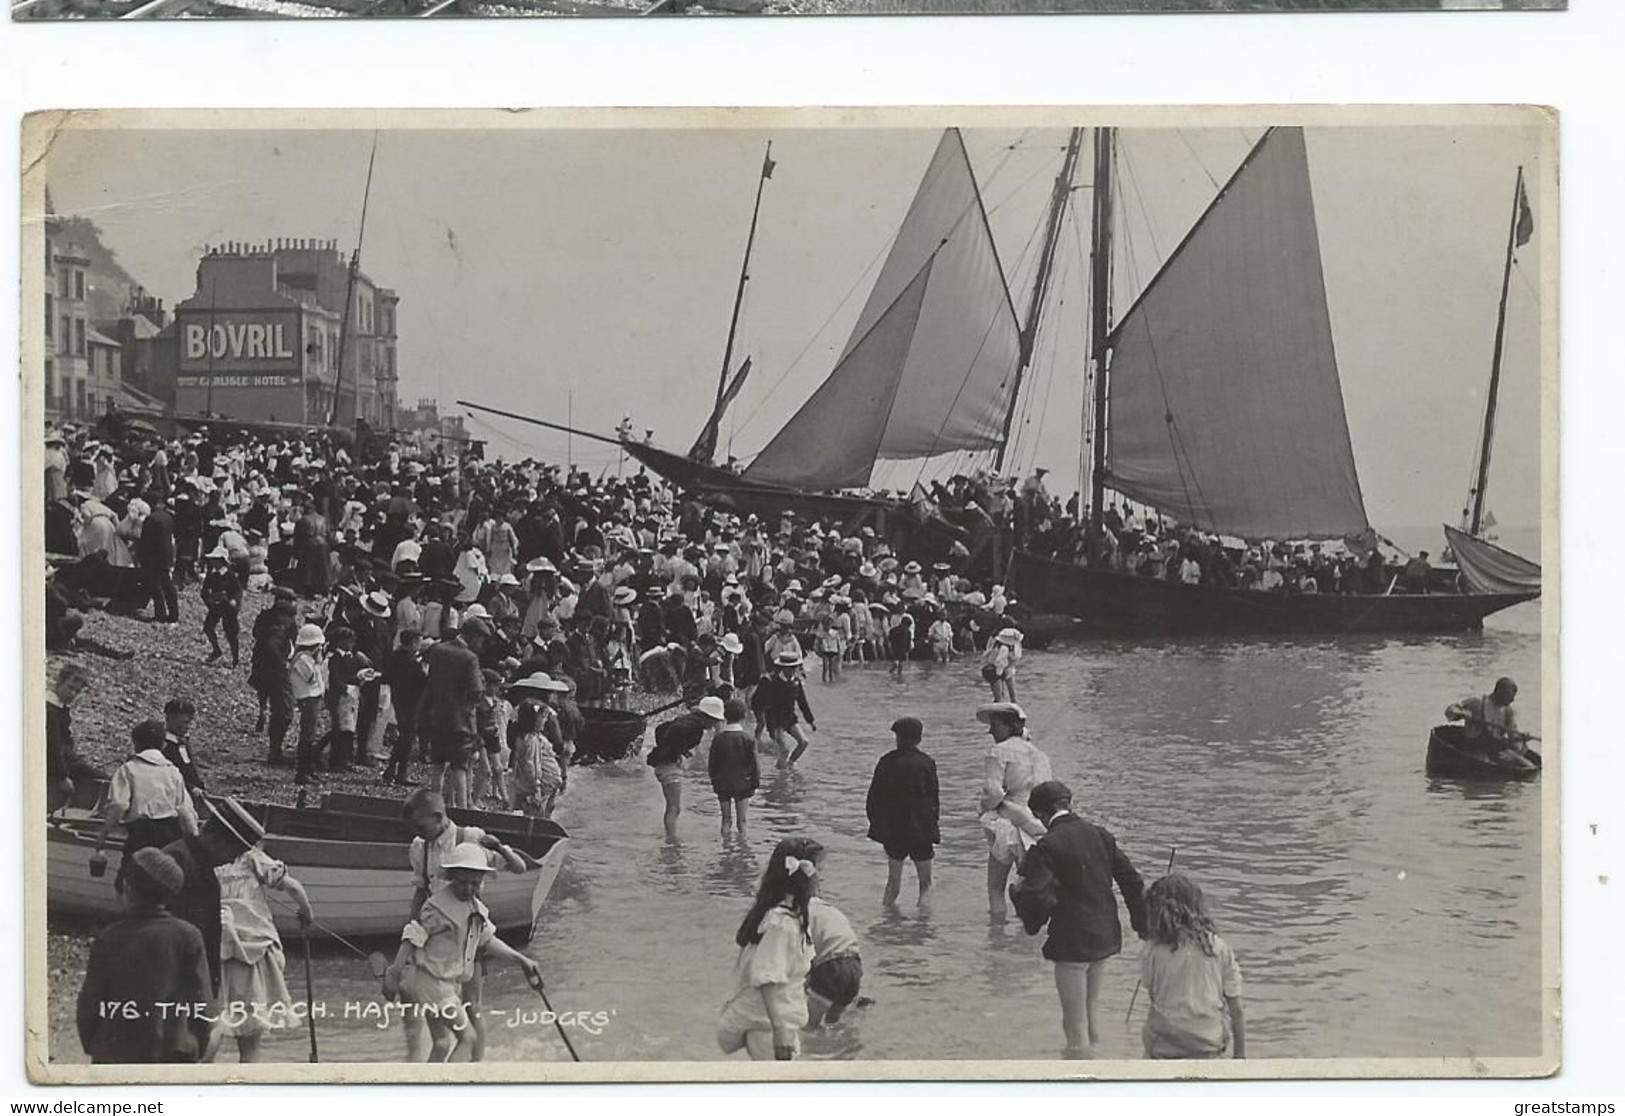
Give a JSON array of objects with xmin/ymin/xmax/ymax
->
[
  {"xmin": 1442, "ymin": 166, "xmax": 1543, "ymax": 598},
  {"xmin": 1009, "ymin": 126, "xmax": 1540, "ymax": 634}
]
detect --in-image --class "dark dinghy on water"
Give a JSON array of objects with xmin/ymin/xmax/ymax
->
[
  {"xmin": 1425, "ymin": 724, "xmax": 1541, "ymax": 782},
  {"xmin": 575, "ymin": 706, "xmax": 649, "ymax": 764}
]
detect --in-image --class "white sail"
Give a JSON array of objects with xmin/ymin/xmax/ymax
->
[
  {"xmin": 1104, "ymin": 127, "xmax": 1370, "ymax": 541},
  {"xmin": 744, "ymin": 129, "xmax": 1022, "ymax": 490}
]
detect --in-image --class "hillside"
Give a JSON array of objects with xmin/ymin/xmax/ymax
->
[{"xmin": 52, "ymin": 214, "xmax": 146, "ymax": 322}]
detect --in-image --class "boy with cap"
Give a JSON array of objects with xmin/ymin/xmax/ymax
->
[
  {"xmin": 864, "ymin": 716, "xmax": 940, "ymax": 907},
  {"xmin": 384, "ymin": 843, "xmax": 541, "ymax": 1063},
  {"xmin": 753, "ymin": 652, "xmax": 817, "ymax": 768},
  {"xmin": 199, "ymin": 547, "xmax": 242, "ymax": 665},
  {"xmin": 76, "ymin": 847, "xmax": 214, "ymax": 1064},
  {"xmin": 1017, "ymin": 780, "xmax": 1148, "ymax": 1059}
]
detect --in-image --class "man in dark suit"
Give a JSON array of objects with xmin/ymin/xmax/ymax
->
[
  {"xmin": 1018, "ymin": 780, "xmax": 1148, "ymax": 1059},
  {"xmin": 137, "ymin": 495, "xmax": 179, "ymax": 623}
]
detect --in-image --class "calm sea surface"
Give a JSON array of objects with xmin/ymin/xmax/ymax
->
[{"xmin": 229, "ymin": 601, "xmax": 1544, "ymax": 1065}]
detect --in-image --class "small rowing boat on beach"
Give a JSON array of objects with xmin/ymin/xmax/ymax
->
[
  {"xmin": 47, "ymin": 784, "xmax": 570, "ymax": 939},
  {"xmin": 575, "ymin": 706, "xmax": 649, "ymax": 764},
  {"xmin": 1425, "ymin": 724, "xmax": 1541, "ymax": 782}
]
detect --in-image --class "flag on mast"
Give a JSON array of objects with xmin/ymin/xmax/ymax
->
[{"xmin": 1514, "ymin": 178, "xmax": 1534, "ymax": 249}]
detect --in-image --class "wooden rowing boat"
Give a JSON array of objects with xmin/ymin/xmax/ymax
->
[
  {"xmin": 575, "ymin": 706, "xmax": 648, "ymax": 764},
  {"xmin": 1424, "ymin": 724, "xmax": 1541, "ymax": 782},
  {"xmin": 47, "ymin": 784, "xmax": 569, "ymax": 939}
]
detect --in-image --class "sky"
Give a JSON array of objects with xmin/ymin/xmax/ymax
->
[{"xmin": 41, "ymin": 116, "xmax": 1546, "ymax": 534}]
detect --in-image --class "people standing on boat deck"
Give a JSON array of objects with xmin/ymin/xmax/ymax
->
[
  {"xmin": 47, "ymin": 662, "xmax": 103, "ymax": 813},
  {"xmin": 865, "ymin": 716, "xmax": 940, "ymax": 908},
  {"xmin": 215, "ymin": 830, "xmax": 315, "ymax": 1063},
  {"xmin": 709, "ymin": 698, "xmax": 760, "ymax": 837},
  {"xmin": 1138, "ymin": 871, "xmax": 1246, "ymax": 1060},
  {"xmin": 290, "ymin": 624, "xmax": 329, "ymax": 789},
  {"xmin": 1016, "ymin": 780, "xmax": 1148, "ymax": 1059},
  {"xmin": 1403, "ymin": 551, "xmax": 1433, "ymax": 595},
  {"xmin": 418, "ymin": 617, "xmax": 491, "ymax": 809},
  {"xmin": 384, "ymin": 843, "xmax": 541, "ymax": 1064},
  {"xmin": 718, "ymin": 838, "xmax": 821, "ymax": 1061},
  {"xmin": 199, "ymin": 548, "xmax": 242, "ymax": 665},
  {"xmin": 977, "ymin": 702, "xmax": 1052, "ymax": 920},
  {"xmin": 93, "ymin": 720, "xmax": 201, "ymax": 886},
  {"xmin": 755, "ymin": 652, "xmax": 818, "ymax": 768},
  {"xmin": 162, "ymin": 796, "xmax": 268, "ymax": 998},
  {"xmin": 648, "ymin": 695, "xmax": 727, "ymax": 840},
  {"xmin": 76, "ymin": 847, "xmax": 213, "ymax": 1065},
  {"xmin": 981, "ymin": 628, "xmax": 1023, "ymax": 703},
  {"xmin": 1445, "ymin": 676, "xmax": 1535, "ymax": 769}
]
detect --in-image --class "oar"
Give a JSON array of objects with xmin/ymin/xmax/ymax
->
[
  {"xmin": 300, "ymin": 928, "xmax": 319, "ymax": 1063},
  {"xmin": 1125, "ymin": 847, "xmax": 1177, "ymax": 1024},
  {"xmin": 269, "ymin": 894, "xmax": 389, "ymax": 978},
  {"xmin": 524, "ymin": 967, "xmax": 582, "ymax": 1062}
]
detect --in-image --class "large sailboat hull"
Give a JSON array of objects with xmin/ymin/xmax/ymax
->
[{"xmin": 1010, "ymin": 550, "xmax": 1537, "ymax": 636}]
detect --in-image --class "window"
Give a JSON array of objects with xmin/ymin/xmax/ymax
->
[
  {"xmin": 87, "ymin": 392, "xmax": 96, "ymax": 416},
  {"xmin": 74, "ymin": 318, "xmax": 86, "ymax": 357},
  {"xmin": 45, "ymin": 360, "xmax": 54, "ymax": 409},
  {"xmin": 74, "ymin": 270, "xmax": 85, "ymax": 300},
  {"xmin": 77, "ymin": 381, "xmax": 87, "ymax": 418},
  {"xmin": 60, "ymin": 317, "xmax": 71, "ymax": 355},
  {"xmin": 44, "ymin": 294, "xmax": 52, "ymax": 334},
  {"xmin": 58, "ymin": 268, "xmax": 68, "ymax": 298}
]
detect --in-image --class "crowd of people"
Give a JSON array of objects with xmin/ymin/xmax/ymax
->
[{"xmin": 48, "ymin": 418, "xmax": 1256, "ymax": 1067}]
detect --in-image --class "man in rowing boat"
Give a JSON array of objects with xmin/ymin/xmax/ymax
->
[{"xmin": 1445, "ymin": 676, "xmax": 1537, "ymax": 771}]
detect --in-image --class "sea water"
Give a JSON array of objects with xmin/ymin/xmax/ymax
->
[{"xmin": 254, "ymin": 599, "xmax": 1542, "ymax": 1065}]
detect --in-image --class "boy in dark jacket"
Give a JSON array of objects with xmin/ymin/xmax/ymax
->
[
  {"xmin": 864, "ymin": 715, "xmax": 940, "ymax": 907},
  {"xmin": 77, "ymin": 847, "xmax": 213, "ymax": 1064},
  {"xmin": 706, "ymin": 697, "xmax": 759, "ymax": 836},
  {"xmin": 1017, "ymin": 780, "xmax": 1148, "ymax": 1059}
]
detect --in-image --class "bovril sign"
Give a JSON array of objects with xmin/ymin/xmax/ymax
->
[{"xmin": 179, "ymin": 313, "xmax": 301, "ymax": 372}]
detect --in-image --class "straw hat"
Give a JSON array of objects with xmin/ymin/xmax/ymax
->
[
  {"xmin": 612, "ymin": 586, "xmax": 638, "ymax": 606},
  {"xmin": 510, "ymin": 671, "xmax": 569, "ymax": 694},
  {"xmin": 361, "ymin": 590, "xmax": 392, "ymax": 617},
  {"xmin": 774, "ymin": 650, "xmax": 804, "ymax": 668},
  {"xmin": 719, "ymin": 633, "xmax": 745, "ymax": 655},
  {"xmin": 975, "ymin": 701, "xmax": 1028, "ymax": 725},
  {"xmin": 697, "ymin": 695, "xmax": 727, "ymax": 721},
  {"xmin": 994, "ymin": 628, "xmax": 1024, "ymax": 646}
]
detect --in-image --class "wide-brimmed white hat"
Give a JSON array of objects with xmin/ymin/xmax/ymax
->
[
  {"xmin": 361, "ymin": 589, "xmax": 392, "ymax": 617},
  {"xmin": 510, "ymin": 671, "xmax": 569, "ymax": 694},
  {"xmin": 774, "ymin": 650, "xmax": 804, "ymax": 668},
  {"xmin": 994, "ymin": 627, "xmax": 1024, "ymax": 646},
  {"xmin": 295, "ymin": 624, "xmax": 327, "ymax": 647},
  {"xmin": 612, "ymin": 586, "xmax": 638, "ymax": 606},
  {"xmin": 975, "ymin": 701, "xmax": 1028, "ymax": 725},
  {"xmin": 697, "ymin": 695, "xmax": 727, "ymax": 721},
  {"xmin": 441, "ymin": 844, "xmax": 498, "ymax": 873},
  {"xmin": 718, "ymin": 633, "xmax": 744, "ymax": 655}
]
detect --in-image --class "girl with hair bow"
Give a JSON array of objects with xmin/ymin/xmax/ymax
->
[{"xmin": 718, "ymin": 837, "xmax": 823, "ymax": 1061}]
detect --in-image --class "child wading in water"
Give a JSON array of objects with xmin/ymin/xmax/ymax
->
[
  {"xmin": 1139, "ymin": 872, "xmax": 1246, "ymax": 1060},
  {"xmin": 707, "ymin": 698, "xmax": 760, "ymax": 836},
  {"xmin": 384, "ymin": 843, "xmax": 541, "ymax": 1063},
  {"xmin": 804, "ymin": 863, "xmax": 862, "ymax": 1030},
  {"xmin": 717, "ymin": 837, "xmax": 821, "ymax": 1061}
]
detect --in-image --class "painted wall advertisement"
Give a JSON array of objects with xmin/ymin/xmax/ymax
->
[{"xmin": 175, "ymin": 310, "xmax": 303, "ymax": 389}]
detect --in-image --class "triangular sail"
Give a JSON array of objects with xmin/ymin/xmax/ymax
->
[
  {"xmin": 1104, "ymin": 127, "xmax": 1370, "ymax": 541},
  {"xmin": 1444, "ymin": 525, "xmax": 1541, "ymax": 596},
  {"xmin": 745, "ymin": 129, "xmax": 1022, "ymax": 490}
]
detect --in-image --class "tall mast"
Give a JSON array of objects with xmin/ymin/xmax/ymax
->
[
  {"xmin": 327, "ymin": 132, "xmax": 379, "ymax": 432},
  {"xmin": 1086, "ymin": 126, "xmax": 1115, "ymax": 542},
  {"xmin": 699, "ymin": 140, "xmax": 774, "ymax": 464},
  {"xmin": 993, "ymin": 127, "xmax": 1084, "ymax": 474},
  {"xmin": 1469, "ymin": 164, "xmax": 1524, "ymax": 537}
]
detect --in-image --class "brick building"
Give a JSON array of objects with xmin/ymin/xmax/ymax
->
[{"xmin": 170, "ymin": 239, "xmax": 399, "ymax": 427}]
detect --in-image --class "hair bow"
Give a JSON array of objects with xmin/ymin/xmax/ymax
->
[{"xmin": 783, "ymin": 856, "xmax": 817, "ymax": 878}]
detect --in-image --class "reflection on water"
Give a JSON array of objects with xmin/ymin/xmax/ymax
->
[{"xmin": 241, "ymin": 605, "xmax": 1543, "ymax": 1064}]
